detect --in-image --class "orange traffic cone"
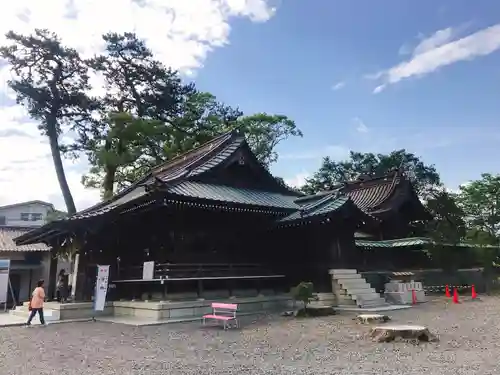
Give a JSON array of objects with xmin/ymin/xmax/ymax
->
[
  {"xmin": 471, "ymin": 285, "xmax": 477, "ymax": 299},
  {"xmin": 412, "ymin": 289, "xmax": 417, "ymax": 305},
  {"xmin": 453, "ymin": 288, "xmax": 460, "ymax": 304},
  {"xmin": 445, "ymin": 285, "xmax": 451, "ymax": 297}
]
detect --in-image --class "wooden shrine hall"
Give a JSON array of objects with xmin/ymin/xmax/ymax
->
[{"xmin": 14, "ymin": 131, "xmax": 432, "ymax": 306}]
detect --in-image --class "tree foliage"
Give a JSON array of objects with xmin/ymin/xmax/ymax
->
[
  {"xmin": 81, "ymin": 112, "xmax": 169, "ymax": 199},
  {"xmin": 458, "ymin": 173, "xmax": 500, "ymax": 242},
  {"xmin": 0, "ymin": 29, "xmax": 93, "ymax": 214},
  {"xmin": 423, "ymin": 189, "xmax": 466, "ymax": 244},
  {"xmin": 301, "ymin": 150, "xmax": 440, "ymax": 196},
  {"xmin": 75, "ymin": 33, "xmax": 302, "ymax": 195}
]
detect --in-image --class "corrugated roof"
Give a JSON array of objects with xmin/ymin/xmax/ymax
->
[
  {"xmin": 355, "ymin": 237, "xmax": 431, "ymax": 248},
  {"xmin": 298, "ymin": 170, "xmax": 406, "ymax": 215},
  {"xmin": 0, "ymin": 227, "xmax": 50, "ymax": 252},
  {"xmin": 167, "ymin": 181, "xmax": 299, "ymax": 209},
  {"xmin": 280, "ymin": 194, "xmax": 349, "ymax": 222},
  {"xmin": 355, "ymin": 237, "xmax": 500, "ymax": 249}
]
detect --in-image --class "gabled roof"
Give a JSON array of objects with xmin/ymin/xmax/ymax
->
[
  {"xmin": 278, "ymin": 191, "xmax": 380, "ymax": 227},
  {"xmin": 19, "ymin": 131, "xmax": 298, "ymax": 225},
  {"xmin": 341, "ymin": 169, "xmax": 403, "ymax": 213},
  {"xmin": 0, "ymin": 200, "xmax": 55, "ymax": 211},
  {"xmin": 0, "ymin": 227, "xmax": 50, "ymax": 252},
  {"xmin": 301, "ymin": 169, "xmax": 426, "ymax": 217}
]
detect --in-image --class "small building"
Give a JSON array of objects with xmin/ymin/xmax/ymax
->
[
  {"xmin": 0, "ymin": 200, "xmax": 55, "ymax": 227},
  {"xmin": 14, "ymin": 131, "xmax": 432, "ymax": 304},
  {"xmin": 0, "ymin": 200, "xmax": 70, "ymax": 303},
  {"xmin": 0, "ymin": 227, "xmax": 52, "ymax": 305}
]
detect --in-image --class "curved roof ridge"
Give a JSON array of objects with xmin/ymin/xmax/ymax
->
[{"xmin": 151, "ymin": 131, "xmax": 235, "ymax": 176}]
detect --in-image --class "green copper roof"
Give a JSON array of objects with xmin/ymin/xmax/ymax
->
[
  {"xmin": 279, "ymin": 195, "xmax": 349, "ymax": 222},
  {"xmin": 356, "ymin": 237, "xmax": 500, "ymax": 249},
  {"xmin": 167, "ymin": 181, "xmax": 299, "ymax": 210},
  {"xmin": 355, "ymin": 237, "xmax": 432, "ymax": 248}
]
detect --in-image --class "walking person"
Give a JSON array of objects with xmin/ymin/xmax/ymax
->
[
  {"xmin": 57, "ymin": 269, "xmax": 69, "ymax": 303},
  {"xmin": 26, "ymin": 279, "xmax": 46, "ymax": 327}
]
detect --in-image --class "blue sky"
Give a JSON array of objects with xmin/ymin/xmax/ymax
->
[
  {"xmin": 195, "ymin": 0, "xmax": 500, "ymax": 190},
  {"xmin": 1, "ymin": 0, "xmax": 500, "ymax": 210}
]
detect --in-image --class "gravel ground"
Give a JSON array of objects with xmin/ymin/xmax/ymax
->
[{"xmin": 1, "ymin": 296, "xmax": 499, "ymax": 375}]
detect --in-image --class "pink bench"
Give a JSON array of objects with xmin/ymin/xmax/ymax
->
[{"xmin": 202, "ymin": 302, "xmax": 239, "ymax": 330}]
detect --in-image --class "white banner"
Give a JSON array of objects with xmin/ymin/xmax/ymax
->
[
  {"xmin": 142, "ymin": 261, "xmax": 155, "ymax": 280},
  {"xmin": 94, "ymin": 265, "xmax": 110, "ymax": 311},
  {"xmin": 0, "ymin": 259, "xmax": 10, "ymax": 304}
]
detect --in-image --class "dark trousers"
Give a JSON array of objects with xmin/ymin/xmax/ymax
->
[{"xmin": 27, "ymin": 308, "xmax": 45, "ymax": 325}]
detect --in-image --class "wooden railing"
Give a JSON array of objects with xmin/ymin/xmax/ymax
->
[
  {"xmin": 111, "ymin": 262, "xmax": 286, "ymax": 301},
  {"xmin": 115, "ymin": 262, "xmax": 274, "ymax": 281}
]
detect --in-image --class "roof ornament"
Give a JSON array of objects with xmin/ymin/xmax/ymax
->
[{"xmin": 398, "ymin": 154, "xmax": 416, "ymax": 182}]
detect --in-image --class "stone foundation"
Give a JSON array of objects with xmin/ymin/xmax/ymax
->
[{"xmin": 11, "ymin": 294, "xmax": 293, "ymax": 323}]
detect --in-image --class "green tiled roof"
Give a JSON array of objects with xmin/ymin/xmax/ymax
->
[
  {"xmin": 167, "ymin": 181, "xmax": 299, "ymax": 209},
  {"xmin": 356, "ymin": 237, "xmax": 500, "ymax": 249},
  {"xmin": 355, "ymin": 237, "xmax": 432, "ymax": 248},
  {"xmin": 279, "ymin": 194, "xmax": 349, "ymax": 222}
]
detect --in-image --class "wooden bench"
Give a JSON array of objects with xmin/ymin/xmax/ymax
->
[{"xmin": 202, "ymin": 302, "xmax": 238, "ymax": 330}]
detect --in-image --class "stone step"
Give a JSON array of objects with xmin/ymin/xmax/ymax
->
[
  {"xmin": 337, "ymin": 279, "xmax": 370, "ymax": 287},
  {"xmin": 9, "ymin": 308, "xmax": 60, "ymax": 322},
  {"xmin": 329, "ymin": 269, "xmax": 358, "ymax": 275},
  {"xmin": 351, "ymin": 293, "xmax": 384, "ymax": 302},
  {"xmin": 359, "ymin": 299, "xmax": 388, "ymax": 308},
  {"xmin": 333, "ymin": 273, "xmax": 362, "ymax": 280},
  {"xmin": 343, "ymin": 288, "xmax": 376, "ymax": 295}
]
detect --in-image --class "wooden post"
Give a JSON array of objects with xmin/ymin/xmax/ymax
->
[
  {"xmin": 48, "ymin": 248, "xmax": 58, "ymax": 300},
  {"xmin": 71, "ymin": 253, "xmax": 80, "ymax": 300}
]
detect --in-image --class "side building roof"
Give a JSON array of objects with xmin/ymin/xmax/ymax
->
[
  {"xmin": 0, "ymin": 227, "xmax": 50, "ymax": 252},
  {"xmin": 298, "ymin": 168, "xmax": 430, "ymax": 220}
]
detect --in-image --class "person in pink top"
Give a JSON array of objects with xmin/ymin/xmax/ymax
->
[{"xmin": 26, "ymin": 279, "xmax": 46, "ymax": 326}]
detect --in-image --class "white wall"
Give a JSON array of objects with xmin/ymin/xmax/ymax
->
[{"xmin": 0, "ymin": 202, "xmax": 53, "ymax": 227}]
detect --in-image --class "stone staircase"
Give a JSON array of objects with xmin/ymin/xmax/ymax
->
[
  {"xmin": 329, "ymin": 269, "xmax": 388, "ymax": 308},
  {"xmin": 9, "ymin": 303, "xmax": 60, "ymax": 322}
]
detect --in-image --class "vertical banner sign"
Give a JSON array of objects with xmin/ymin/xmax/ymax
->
[
  {"xmin": 142, "ymin": 261, "xmax": 155, "ymax": 280},
  {"xmin": 93, "ymin": 265, "xmax": 110, "ymax": 312},
  {"xmin": 0, "ymin": 259, "xmax": 11, "ymax": 305}
]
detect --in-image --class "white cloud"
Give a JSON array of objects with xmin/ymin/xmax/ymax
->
[
  {"xmin": 0, "ymin": 109, "xmax": 100, "ymax": 211},
  {"xmin": 412, "ymin": 27, "xmax": 456, "ymax": 56},
  {"xmin": 0, "ymin": 0, "xmax": 276, "ymax": 212},
  {"xmin": 285, "ymin": 172, "xmax": 309, "ymax": 188},
  {"xmin": 353, "ymin": 117, "xmax": 369, "ymax": 133},
  {"xmin": 331, "ymin": 81, "xmax": 345, "ymax": 91},
  {"xmin": 369, "ymin": 24, "xmax": 500, "ymax": 93}
]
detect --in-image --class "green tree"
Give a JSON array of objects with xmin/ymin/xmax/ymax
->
[
  {"xmin": 0, "ymin": 29, "xmax": 93, "ymax": 215},
  {"xmin": 422, "ymin": 190, "xmax": 466, "ymax": 243},
  {"xmin": 45, "ymin": 209, "xmax": 68, "ymax": 223},
  {"xmin": 71, "ymin": 32, "xmax": 301, "ymax": 196},
  {"xmin": 458, "ymin": 173, "xmax": 500, "ymax": 242},
  {"xmin": 420, "ymin": 189, "xmax": 467, "ymax": 268},
  {"xmin": 81, "ymin": 112, "xmax": 169, "ymax": 199},
  {"xmin": 301, "ymin": 150, "xmax": 440, "ymax": 197},
  {"xmin": 236, "ymin": 113, "xmax": 303, "ymax": 167},
  {"xmin": 83, "ymin": 94, "xmax": 302, "ymax": 194}
]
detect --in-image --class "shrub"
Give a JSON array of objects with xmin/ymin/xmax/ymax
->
[{"xmin": 290, "ymin": 281, "xmax": 315, "ymax": 310}]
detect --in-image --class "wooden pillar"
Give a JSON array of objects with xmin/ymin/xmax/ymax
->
[{"xmin": 48, "ymin": 248, "xmax": 58, "ymax": 301}]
